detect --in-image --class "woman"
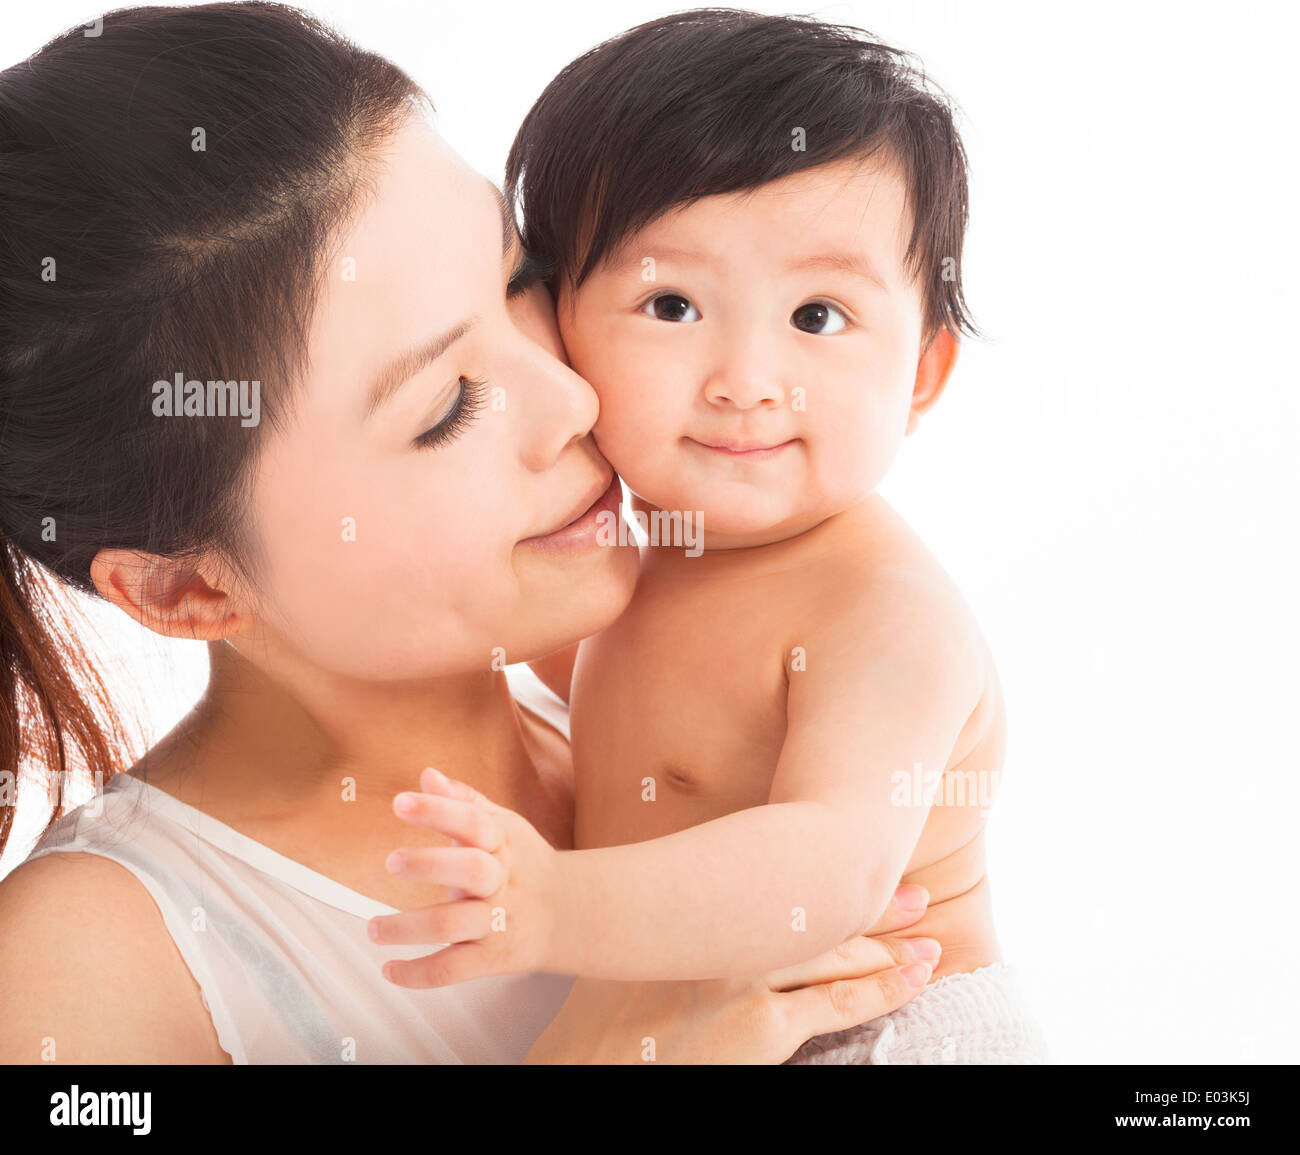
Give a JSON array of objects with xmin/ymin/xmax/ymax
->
[{"xmin": 0, "ymin": 2, "xmax": 940, "ymax": 1063}]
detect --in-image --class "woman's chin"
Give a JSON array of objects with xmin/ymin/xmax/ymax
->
[{"xmin": 519, "ymin": 542, "xmax": 640, "ymax": 649}]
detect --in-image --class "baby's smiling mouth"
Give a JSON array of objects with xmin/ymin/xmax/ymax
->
[{"xmin": 685, "ymin": 436, "xmax": 798, "ymax": 459}]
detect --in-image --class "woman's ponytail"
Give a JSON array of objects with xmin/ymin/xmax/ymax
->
[{"xmin": 0, "ymin": 536, "xmax": 128, "ymax": 863}]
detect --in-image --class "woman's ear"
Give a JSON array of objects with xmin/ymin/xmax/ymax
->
[
  {"xmin": 89, "ymin": 549, "xmax": 251, "ymax": 641},
  {"xmin": 905, "ymin": 327, "xmax": 960, "ymax": 436}
]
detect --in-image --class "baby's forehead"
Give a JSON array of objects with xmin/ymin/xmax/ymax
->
[{"xmin": 605, "ymin": 158, "xmax": 912, "ymax": 286}]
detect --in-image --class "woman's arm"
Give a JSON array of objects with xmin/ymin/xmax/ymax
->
[
  {"xmin": 0, "ymin": 853, "xmax": 231, "ymax": 1064},
  {"xmin": 524, "ymin": 888, "xmax": 939, "ymax": 1063}
]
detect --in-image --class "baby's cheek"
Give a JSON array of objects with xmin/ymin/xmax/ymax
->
[
  {"xmin": 808, "ymin": 409, "xmax": 897, "ymax": 501},
  {"xmin": 591, "ymin": 382, "xmax": 662, "ymax": 458}
]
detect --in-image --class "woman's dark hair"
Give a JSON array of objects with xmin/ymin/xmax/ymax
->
[
  {"xmin": 0, "ymin": 1, "xmax": 427, "ymax": 860},
  {"xmin": 506, "ymin": 8, "xmax": 979, "ymax": 347}
]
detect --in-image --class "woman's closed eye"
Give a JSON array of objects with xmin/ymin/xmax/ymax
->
[
  {"xmin": 640, "ymin": 292, "xmax": 701, "ymax": 323},
  {"xmin": 414, "ymin": 376, "xmax": 487, "ymax": 450}
]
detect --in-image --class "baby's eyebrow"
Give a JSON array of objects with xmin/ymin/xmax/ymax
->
[
  {"xmin": 605, "ymin": 243, "xmax": 890, "ymax": 293},
  {"xmin": 603, "ymin": 243, "xmax": 703, "ymax": 272},
  {"xmin": 786, "ymin": 251, "xmax": 891, "ymax": 293}
]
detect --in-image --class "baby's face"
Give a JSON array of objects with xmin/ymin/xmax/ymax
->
[{"xmin": 556, "ymin": 156, "xmax": 944, "ymax": 547}]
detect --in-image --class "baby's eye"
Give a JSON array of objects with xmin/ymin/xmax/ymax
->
[
  {"xmin": 791, "ymin": 301, "xmax": 848, "ymax": 335},
  {"xmin": 641, "ymin": 293, "xmax": 701, "ymax": 323}
]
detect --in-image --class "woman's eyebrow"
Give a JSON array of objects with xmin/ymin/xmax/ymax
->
[
  {"xmin": 362, "ymin": 185, "xmax": 515, "ymax": 420},
  {"xmin": 364, "ymin": 318, "xmax": 475, "ymax": 419},
  {"xmin": 493, "ymin": 182, "xmax": 521, "ymax": 258}
]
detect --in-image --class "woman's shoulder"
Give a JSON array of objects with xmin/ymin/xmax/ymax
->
[{"xmin": 0, "ymin": 848, "xmax": 230, "ymax": 1063}]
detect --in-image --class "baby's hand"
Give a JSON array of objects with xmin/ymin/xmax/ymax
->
[{"xmin": 368, "ymin": 767, "xmax": 559, "ymax": 988}]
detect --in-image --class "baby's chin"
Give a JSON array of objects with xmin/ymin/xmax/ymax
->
[{"xmin": 623, "ymin": 476, "xmax": 829, "ymax": 542}]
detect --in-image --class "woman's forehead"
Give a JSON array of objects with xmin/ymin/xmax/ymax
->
[
  {"xmin": 337, "ymin": 120, "xmax": 495, "ymax": 271},
  {"xmin": 300, "ymin": 123, "xmax": 502, "ymax": 398}
]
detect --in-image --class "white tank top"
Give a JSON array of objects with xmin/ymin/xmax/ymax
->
[{"xmin": 20, "ymin": 665, "xmax": 576, "ymax": 1064}]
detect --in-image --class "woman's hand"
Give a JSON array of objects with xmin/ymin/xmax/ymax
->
[{"xmin": 523, "ymin": 886, "xmax": 939, "ymax": 1064}]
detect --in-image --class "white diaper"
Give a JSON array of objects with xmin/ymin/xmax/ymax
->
[{"xmin": 785, "ymin": 961, "xmax": 1050, "ymax": 1065}]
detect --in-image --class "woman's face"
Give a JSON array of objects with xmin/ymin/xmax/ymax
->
[{"xmin": 239, "ymin": 116, "xmax": 638, "ymax": 678}]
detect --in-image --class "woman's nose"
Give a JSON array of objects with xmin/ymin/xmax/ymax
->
[{"xmin": 507, "ymin": 311, "xmax": 601, "ymax": 471}]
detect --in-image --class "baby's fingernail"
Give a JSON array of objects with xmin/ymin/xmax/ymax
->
[
  {"xmin": 910, "ymin": 937, "xmax": 942, "ymax": 962},
  {"xmin": 381, "ymin": 962, "xmax": 395, "ymax": 982},
  {"xmin": 386, "ymin": 851, "xmax": 404, "ymax": 873},
  {"xmin": 894, "ymin": 884, "xmax": 929, "ymax": 911},
  {"xmin": 394, "ymin": 793, "xmax": 418, "ymax": 813},
  {"xmin": 423, "ymin": 767, "xmax": 448, "ymax": 787},
  {"xmin": 901, "ymin": 963, "xmax": 932, "ymax": 987}
]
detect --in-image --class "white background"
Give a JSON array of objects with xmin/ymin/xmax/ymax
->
[{"xmin": 3, "ymin": 0, "xmax": 1297, "ymax": 1063}]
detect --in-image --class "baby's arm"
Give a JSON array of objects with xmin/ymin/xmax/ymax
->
[
  {"xmin": 375, "ymin": 576, "xmax": 986, "ymax": 986},
  {"xmin": 541, "ymin": 580, "xmax": 984, "ymax": 979}
]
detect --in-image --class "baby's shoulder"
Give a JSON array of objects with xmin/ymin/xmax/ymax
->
[
  {"xmin": 810, "ymin": 496, "xmax": 962, "ymax": 603},
  {"xmin": 802, "ymin": 498, "xmax": 993, "ymax": 680}
]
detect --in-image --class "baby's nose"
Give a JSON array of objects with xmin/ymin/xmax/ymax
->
[{"xmin": 702, "ymin": 366, "xmax": 786, "ymax": 409}]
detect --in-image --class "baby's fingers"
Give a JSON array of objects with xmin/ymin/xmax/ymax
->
[
  {"xmin": 368, "ymin": 897, "xmax": 492, "ymax": 948},
  {"xmin": 381, "ymin": 943, "xmax": 496, "ymax": 989},
  {"xmin": 385, "ymin": 845, "xmax": 504, "ymax": 898},
  {"xmin": 419, "ymin": 766, "xmax": 495, "ymax": 809},
  {"xmin": 392, "ymin": 790, "xmax": 503, "ymax": 851}
]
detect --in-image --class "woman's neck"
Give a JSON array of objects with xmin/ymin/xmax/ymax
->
[{"xmin": 136, "ymin": 640, "xmax": 561, "ymax": 836}]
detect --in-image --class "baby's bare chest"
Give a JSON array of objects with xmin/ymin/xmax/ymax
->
[{"xmin": 569, "ymin": 566, "xmax": 803, "ymax": 845}]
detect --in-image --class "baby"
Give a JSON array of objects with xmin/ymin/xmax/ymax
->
[{"xmin": 380, "ymin": 10, "xmax": 1048, "ymax": 1063}]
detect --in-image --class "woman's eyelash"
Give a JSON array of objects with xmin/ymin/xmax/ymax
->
[
  {"xmin": 507, "ymin": 250, "xmax": 553, "ymax": 298},
  {"xmin": 414, "ymin": 376, "xmax": 487, "ymax": 450}
]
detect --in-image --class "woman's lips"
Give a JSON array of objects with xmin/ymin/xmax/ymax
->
[
  {"xmin": 518, "ymin": 471, "xmax": 623, "ymax": 553},
  {"xmin": 687, "ymin": 436, "xmax": 797, "ymax": 461}
]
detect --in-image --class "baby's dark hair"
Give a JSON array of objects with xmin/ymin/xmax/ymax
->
[{"xmin": 506, "ymin": 8, "xmax": 979, "ymax": 347}]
